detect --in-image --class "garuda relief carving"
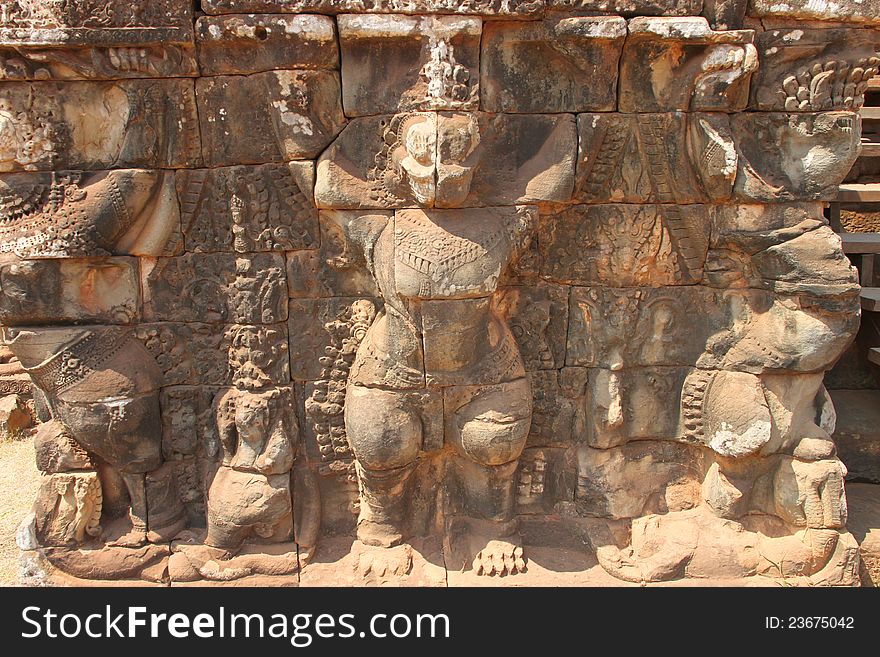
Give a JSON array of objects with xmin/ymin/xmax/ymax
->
[
  {"xmin": 0, "ymin": 6, "xmax": 870, "ymax": 587},
  {"xmin": 310, "ymin": 108, "xmax": 549, "ymax": 575}
]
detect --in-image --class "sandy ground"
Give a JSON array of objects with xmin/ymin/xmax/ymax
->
[{"xmin": 0, "ymin": 436, "xmax": 38, "ymax": 586}]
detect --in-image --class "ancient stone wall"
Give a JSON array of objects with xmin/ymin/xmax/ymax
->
[{"xmin": 0, "ymin": 0, "xmax": 874, "ymax": 585}]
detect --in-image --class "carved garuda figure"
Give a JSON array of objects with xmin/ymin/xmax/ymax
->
[
  {"xmin": 4, "ymin": 325, "xmax": 186, "ymax": 547},
  {"xmin": 310, "ymin": 107, "xmax": 573, "ymax": 577}
]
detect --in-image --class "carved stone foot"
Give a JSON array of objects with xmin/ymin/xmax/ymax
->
[
  {"xmin": 353, "ymin": 540, "xmax": 414, "ymax": 580},
  {"xmin": 471, "ymin": 537, "xmax": 527, "ymax": 577},
  {"xmin": 105, "ymin": 527, "xmax": 147, "ymax": 548},
  {"xmin": 446, "ymin": 518, "xmax": 527, "ymax": 576}
]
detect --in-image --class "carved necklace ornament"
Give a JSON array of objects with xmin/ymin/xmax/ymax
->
[{"xmin": 393, "ymin": 210, "xmax": 504, "ymax": 279}]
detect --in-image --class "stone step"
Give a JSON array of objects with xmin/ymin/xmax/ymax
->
[
  {"xmin": 840, "ymin": 231, "xmax": 880, "ymax": 254},
  {"xmin": 863, "ymin": 288, "xmax": 880, "ymax": 312},
  {"xmin": 862, "ymin": 135, "xmax": 880, "ymax": 157},
  {"xmin": 837, "ymin": 183, "xmax": 880, "ymax": 203},
  {"xmin": 869, "ymin": 347, "xmax": 880, "ymax": 367},
  {"xmin": 844, "ymin": 483, "xmax": 880, "ymax": 587},
  {"xmin": 862, "ymin": 107, "xmax": 880, "ymax": 121}
]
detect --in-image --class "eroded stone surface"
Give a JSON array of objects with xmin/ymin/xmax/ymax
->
[
  {"xmin": 316, "ymin": 112, "xmax": 576, "ymax": 208},
  {"xmin": 2, "ymin": 0, "xmax": 869, "ymax": 588},
  {"xmin": 202, "ymin": 1, "xmax": 546, "ymax": 17},
  {"xmin": 619, "ymin": 17, "xmax": 757, "ymax": 113},
  {"xmin": 481, "ymin": 17, "xmax": 626, "ymax": 113},
  {"xmin": 196, "ymin": 70, "xmax": 346, "ymax": 167},
  {"xmin": 750, "ymin": 27, "xmax": 880, "ymax": 112},
  {"xmin": 748, "ymin": 0, "xmax": 880, "ymax": 25},
  {"xmin": 0, "ymin": 257, "xmax": 139, "ymax": 325},
  {"xmin": 0, "ymin": 79, "xmax": 201, "ymax": 171},
  {"xmin": 196, "ymin": 14, "xmax": 338, "ymax": 75},
  {"xmin": 339, "ymin": 14, "xmax": 481, "ymax": 116},
  {"xmin": 0, "ymin": 169, "xmax": 182, "ymax": 257},
  {"xmin": 142, "ymin": 253, "xmax": 289, "ymax": 325}
]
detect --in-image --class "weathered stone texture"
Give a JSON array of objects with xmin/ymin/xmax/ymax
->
[
  {"xmin": 0, "ymin": 0, "xmax": 195, "ymax": 45},
  {"xmin": 541, "ymin": 204, "xmax": 710, "ymax": 286},
  {"xmin": 316, "ymin": 112, "xmax": 576, "ymax": 208},
  {"xmin": 481, "ymin": 17, "xmax": 626, "ymax": 113},
  {"xmin": 619, "ymin": 17, "xmax": 757, "ymax": 113},
  {"xmin": 548, "ymin": 0, "xmax": 703, "ymax": 14},
  {"xmin": 142, "ymin": 253, "xmax": 289, "ymax": 324},
  {"xmin": 0, "ymin": 169, "xmax": 182, "ymax": 257},
  {"xmin": 749, "ymin": 27, "xmax": 880, "ymax": 112},
  {"xmin": 0, "ymin": 79, "xmax": 201, "ymax": 171},
  {"xmin": 196, "ymin": 14, "xmax": 339, "ymax": 75},
  {"xmin": 177, "ymin": 162, "xmax": 317, "ymax": 253},
  {"xmin": 136, "ymin": 323, "xmax": 290, "ymax": 387},
  {"xmin": 196, "ymin": 70, "xmax": 346, "ymax": 167},
  {"xmin": 0, "ymin": 257, "xmax": 139, "ymax": 325},
  {"xmin": 748, "ymin": 0, "xmax": 880, "ymax": 25},
  {"xmin": 339, "ymin": 14, "xmax": 481, "ymax": 116},
  {"xmin": 2, "ymin": 0, "xmax": 871, "ymax": 588},
  {"xmin": 202, "ymin": 1, "xmax": 546, "ymax": 17}
]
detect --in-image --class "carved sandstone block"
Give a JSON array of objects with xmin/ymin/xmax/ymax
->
[
  {"xmin": 136, "ymin": 323, "xmax": 290, "ymax": 387},
  {"xmin": 34, "ymin": 420, "xmax": 93, "ymax": 474},
  {"xmin": 504, "ymin": 282, "xmax": 568, "ymax": 371},
  {"xmin": 731, "ymin": 111, "xmax": 861, "ymax": 202},
  {"xmin": 566, "ymin": 286, "xmax": 744, "ymax": 369},
  {"xmin": 527, "ymin": 369, "xmax": 584, "ymax": 448},
  {"xmin": 196, "ymin": 14, "xmax": 339, "ymax": 75},
  {"xmin": 441, "ymin": 112, "xmax": 576, "ymax": 207},
  {"xmin": 575, "ymin": 113, "xmax": 737, "ymax": 204},
  {"xmin": 481, "ymin": 17, "xmax": 626, "ymax": 113},
  {"xmin": 0, "ymin": 79, "xmax": 201, "ymax": 171},
  {"xmin": 0, "ymin": 257, "xmax": 139, "ymax": 325},
  {"xmin": 0, "ymin": 169, "xmax": 182, "ymax": 258},
  {"xmin": 288, "ymin": 297, "xmax": 383, "ymax": 381},
  {"xmin": 0, "ymin": 0, "xmax": 196, "ymax": 80},
  {"xmin": 287, "ymin": 211, "xmax": 383, "ymax": 299},
  {"xmin": 571, "ymin": 441, "xmax": 705, "ymax": 520},
  {"xmin": 699, "ymin": 291, "xmax": 860, "ymax": 374},
  {"xmin": 750, "ymin": 27, "xmax": 880, "ymax": 112},
  {"xmin": 315, "ymin": 112, "xmax": 576, "ymax": 208},
  {"xmin": 142, "ymin": 253, "xmax": 289, "ymax": 324},
  {"xmin": 541, "ymin": 204, "xmax": 710, "ymax": 286},
  {"xmin": 579, "ymin": 367, "xmax": 690, "ymax": 449},
  {"xmin": 316, "ymin": 113, "xmax": 435, "ymax": 209},
  {"xmin": 711, "ymin": 201, "xmax": 826, "ymax": 237},
  {"xmin": 177, "ymin": 162, "xmax": 318, "ymax": 254},
  {"xmin": 0, "ymin": 0, "xmax": 194, "ymax": 45},
  {"xmin": 202, "ymin": 0, "xmax": 544, "ymax": 17},
  {"xmin": 619, "ymin": 17, "xmax": 757, "ymax": 113},
  {"xmin": 196, "ymin": 71, "xmax": 346, "ymax": 167},
  {"xmin": 32, "ymin": 472, "xmax": 102, "ymax": 547},
  {"xmin": 748, "ymin": 0, "xmax": 880, "ymax": 25},
  {"xmin": 546, "ymin": 0, "xmax": 702, "ymax": 15},
  {"xmin": 339, "ymin": 14, "xmax": 480, "ymax": 116},
  {"xmin": 0, "ymin": 44, "xmax": 198, "ymax": 81},
  {"xmin": 160, "ymin": 386, "xmax": 222, "ymax": 461},
  {"xmin": 708, "ymin": 214, "xmax": 860, "ymax": 297}
]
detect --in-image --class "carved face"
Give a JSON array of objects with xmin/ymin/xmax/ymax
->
[
  {"xmin": 436, "ymin": 112, "xmax": 480, "ymax": 206},
  {"xmin": 235, "ymin": 396, "xmax": 270, "ymax": 444},
  {"xmin": 396, "ymin": 115, "xmax": 436, "ymax": 205}
]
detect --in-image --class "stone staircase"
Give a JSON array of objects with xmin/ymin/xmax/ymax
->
[{"xmin": 830, "ymin": 75, "xmax": 880, "ymax": 379}]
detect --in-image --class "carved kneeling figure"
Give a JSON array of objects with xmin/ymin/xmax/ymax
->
[{"xmin": 206, "ymin": 387, "xmax": 297, "ymax": 551}]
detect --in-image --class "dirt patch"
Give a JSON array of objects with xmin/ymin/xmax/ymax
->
[{"xmin": 0, "ymin": 436, "xmax": 39, "ymax": 586}]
